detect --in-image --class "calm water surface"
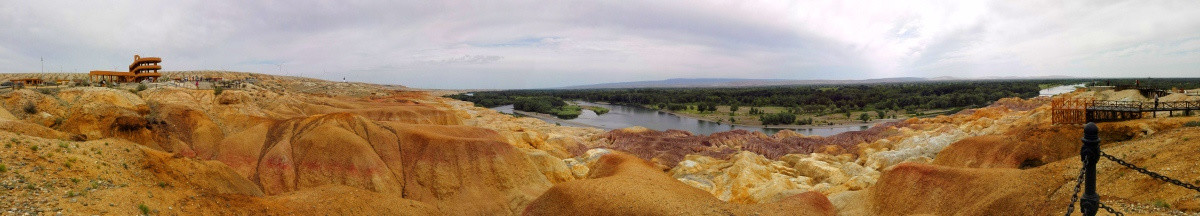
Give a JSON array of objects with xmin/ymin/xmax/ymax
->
[
  {"xmin": 1040, "ymin": 83, "xmax": 1087, "ymax": 97},
  {"xmin": 491, "ymin": 101, "xmax": 869, "ymax": 136}
]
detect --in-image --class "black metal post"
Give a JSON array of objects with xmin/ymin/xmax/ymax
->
[{"xmin": 1080, "ymin": 122, "xmax": 1100, "ymax": 216}]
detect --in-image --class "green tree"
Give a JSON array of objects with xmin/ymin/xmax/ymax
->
[
  {"xmin": 858, "ymin": 113, "xmax": 871, "ymax": 123},
  {"xmin": 759, "ymin": 113, "xmax": 796, "ymax": 125}
]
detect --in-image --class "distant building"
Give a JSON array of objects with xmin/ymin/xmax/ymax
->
[{"xmin": 88, "ymin": 55, "xmax": 162, "ymax": 83}]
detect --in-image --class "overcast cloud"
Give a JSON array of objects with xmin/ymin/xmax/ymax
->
[{"xmin": 2, "ymin": 0, "xmax": 1199, "ymax": 89}]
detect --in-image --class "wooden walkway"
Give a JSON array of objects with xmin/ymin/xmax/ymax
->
[{"xmin": 1052, "ymin": 98, "xmax": 1200, "ymax": 124}]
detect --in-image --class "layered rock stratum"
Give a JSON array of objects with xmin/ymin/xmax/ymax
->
[{"xmin": 0, "ymin": 73, "xmax": 1196, "ymax": 215}]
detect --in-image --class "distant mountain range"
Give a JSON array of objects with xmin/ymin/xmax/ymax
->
[{"xmin": 557, "ymin": 75, "xmax": 1074, "ymax": 89}]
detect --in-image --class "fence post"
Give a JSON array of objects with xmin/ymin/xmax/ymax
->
[{"xmin": 1080, "ymin": 122, "xmax": 1100, "ymax": 216}]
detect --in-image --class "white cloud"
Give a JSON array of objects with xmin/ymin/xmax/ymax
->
[{"xmin": 1, "ymin": 0, "xmax": 1199, "ymax": 88}]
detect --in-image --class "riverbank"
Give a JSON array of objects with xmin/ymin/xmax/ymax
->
[{"xmin": 650, "ymin": 104, "xmax": 911, "ymax": 128}]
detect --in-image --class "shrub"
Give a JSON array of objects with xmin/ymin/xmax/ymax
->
[
  {"xmin": 136, "ymin": 83, "xmax": 147, "ymax": 92},
  {"xmin": 0, "ymin": 164, "xmax": 6, "ymax": 173},
  {"xmin": 138, "ymin": 204, "xmax": 151, "ymax": 215},
  {"xmin": 1151, "ymin": 199, "xmax": 1170, "ymax": 209},
  {"xmin": 36, "ymin": 88, "xmax": 56, "ymax": 95},
  {"xmin": 23, "ymin": 103, "xmax": 37, "ymax": 114},
  {"xmin": 1185, "ymin": 120, "xmax": 1200, "ymax": 127},
  {"xmin": 30, "ymin": 145, "xmax": 38, "ymax": 152},
  {"xmin": 213, "ymin": 85, "xmax": 224, "ymax": 95}
]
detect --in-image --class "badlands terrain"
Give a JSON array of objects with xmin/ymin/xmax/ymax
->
[{"xmin": 0, "ymin": 72, "xmax": 1197, "ymax": 215}]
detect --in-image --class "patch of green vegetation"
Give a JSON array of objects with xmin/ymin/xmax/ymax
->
[
  {"xmin": 583, "ymin": 106, "xmax": 610, "ymax": 115},
  {"xmin": 510, "ymin": 96, "xmax": 584, "ymax": 119},
  {"xmin": 138, "ymin": 204, "xmax": 151, "ymax": 215},
  {"xmin": 798, "ymin": 117, "xmax": 814, "ymax": 125},
  {"xmin": 1184, "ymin": 120, "xmax": 1200, "ymax": 127},
  {"xmin": 213, "ymin": 85, "xmax": 224, "ymax": 95},
  {"xmin": 760, "ymin": 113, "xmax": 796, "ymax": 125},
  {"xmin": 553, "ymin": 105, "xmax": 582, "ymax": 119},
  {"xmin": 70, "ymin": 178, "xmax": 80, "ymax": 184},
  {"xmin": 29, "ymin": 145, "xmax": 38, "ymax": 152},
  {"xmin": 136, "ymin": 83, "xmax": 148, "ymax": 92},
  {"xmin": 1151, "ymin": 199, "xmax": 1171, "ymax": 209},
  {"xmin": 157, "ymin": 182, "xmax": 169, "ymax": 188},
  {"xmin": 0, "ymin": 164, "xmax": 7, "ymax": 173},
  {"xmin": 58, "ymin": 142, "xmax": 69, "ymax": 149}
]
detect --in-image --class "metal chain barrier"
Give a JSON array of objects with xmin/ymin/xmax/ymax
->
[
  {"xmin": 1099, "ymin": 150, "xmax": 1200, "ymax": 193},
  {"xmin": 1098, "ymin": 202, "xmax": 1124, "ymax": 216},
  {"xmin": 1065, "ymin": 157, "xmax": 1088, "ymax": 216},
  {"xmin": 1063, "ymin": 123, "xmax": 1200, "ymax": 215}
]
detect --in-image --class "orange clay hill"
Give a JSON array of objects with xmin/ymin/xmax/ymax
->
[{"xmin": 0, "ymin": 72, "xmax": 1197, "ymax": 215}]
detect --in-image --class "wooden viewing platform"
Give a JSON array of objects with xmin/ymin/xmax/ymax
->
[
  {"xmin": 1052, "ymin": 98, "xmax": 1200, "ymax": 124},
  {"xmin": 89, "ymin": 55, "xmax": 162, "ymax": 83}
]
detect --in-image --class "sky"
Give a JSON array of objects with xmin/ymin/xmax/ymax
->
[{"xmin": 2, "ymin": 1, "xmax": 1199, "ymax": 89}]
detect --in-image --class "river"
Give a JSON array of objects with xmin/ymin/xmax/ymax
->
[
  {"xmin": 1039, "ymin": 83, "xmax": 1087, "ymax": 97},
  {"xmin": 490, "ymin": 101, "xmax": 870, "ymax": 136}
]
